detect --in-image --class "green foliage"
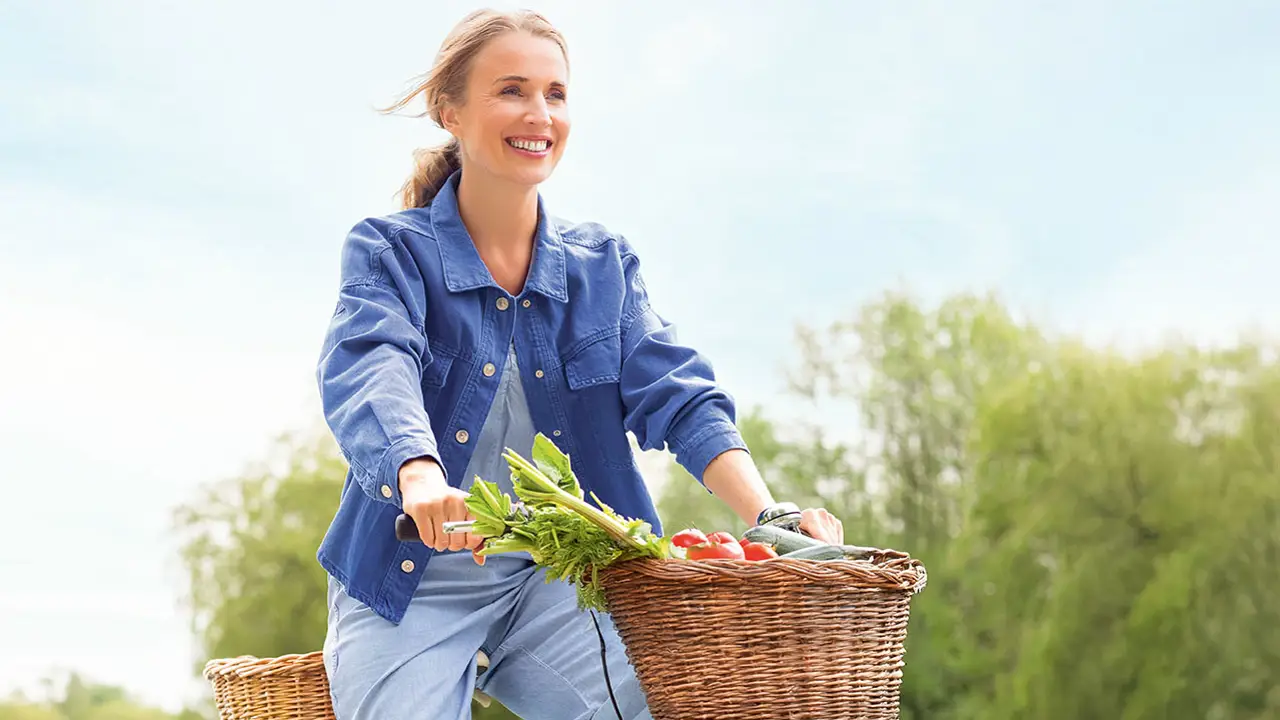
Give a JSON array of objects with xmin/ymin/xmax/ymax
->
[
  {"xmin": 0, "ymin": 673, "xmax": 194, "ymax": 720},
  {"xmin": 658, "ymin": 290, "xmax": 1280, "ymax": 720},
  {"xmin": 172, "ymin": 430, "xmax": 344, "ymax": 666},
  {"xmin": 947, "ymin": 343, "xmax": 1280, "ymax": 719}
]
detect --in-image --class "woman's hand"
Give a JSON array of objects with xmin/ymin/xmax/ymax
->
[
  {"xmin": 799, "ymin": 507, "xmax": 844, "ymax": 545},
  {"xmin": 398, "ymin": 458, "xmax": 484, "ymax": 561}
]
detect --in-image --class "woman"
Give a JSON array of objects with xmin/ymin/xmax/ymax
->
[{"xmin": 316, "ymin": 9, "xmax": 845, "ymax": 720}]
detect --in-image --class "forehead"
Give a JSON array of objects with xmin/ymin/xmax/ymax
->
[{"xmin": 470, "ymin": 32, "xmax": 568, "ymax": 84}]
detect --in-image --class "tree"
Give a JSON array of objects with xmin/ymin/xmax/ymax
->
[
  {"xmin": 744, "ymin": 291, "xmax": 1044, "ymax": 718},
  {"xmin": 790, "ymin": 291, "xmax": 1044, "ymax": 556},
  {"xmin": 656, "ymin": 290, "xmax": 1280, "ymax": 719},
  {"xmin": 944, "ymin": 341, "xmax": 1280, "ymax": 719},
  {"xmin": 173, "ymin": 429, "xmax": 344, "ymax": 665}
]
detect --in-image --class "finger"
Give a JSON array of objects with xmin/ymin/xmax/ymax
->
[
  {"xmin": 430, "ymin": 509, "xmax": 449, "ymax": 552},
  {"xmin": 418, "ymin": 513, "xmax": 437, "ymax": 549},
  {"xmin": 799, "ymin": 508, "xmax": 821, "ymax": 532},
  {"xmin": 447, "ymin": 527, "xmax": 469, "ymax": 552},
  {"xmin": 443, "ymin": 495, "xmax": 471, "ymax": 552},
  {"xmin": 798, "ymin": 515, "xmax": 819, "ymax": 537},
  {"xmin": 800, "ymin": 510, "xmax": 836, "ymax": 544},
  {"xmin": 472, "ymin": 545, "xmax": 486, "ymax": 566}
]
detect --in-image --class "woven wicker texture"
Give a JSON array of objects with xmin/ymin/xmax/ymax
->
[
  {"xmin": 599, "ymin": 553, "xmax": 927, "ymax": 720},
  {"xmin": 203, "ymin": 652, "xmax": 335, "ymax": 720}
]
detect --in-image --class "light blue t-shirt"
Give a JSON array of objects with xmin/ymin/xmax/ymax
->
[{"xmin": 461, "ymin": 343, "xmax": 536, "ymax": 502}]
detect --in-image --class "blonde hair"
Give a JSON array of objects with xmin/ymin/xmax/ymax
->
[{"xmin": 381, "ymin": 8, "xmax": 569, "ymax": 210}]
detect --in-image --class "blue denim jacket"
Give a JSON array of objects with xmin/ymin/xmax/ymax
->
[{"xmin": 316, "ymin": 171, "xmax": 747, "ymax": 624}]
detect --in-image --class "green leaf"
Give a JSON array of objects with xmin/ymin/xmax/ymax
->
[{"xmin": 530, "ymin": 433, "xmax": 581, "ymax": 497}]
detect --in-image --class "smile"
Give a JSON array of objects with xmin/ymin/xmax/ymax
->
[{"xmin": 506, "ymin": 138, "xmax": 551, "ymax": 153}]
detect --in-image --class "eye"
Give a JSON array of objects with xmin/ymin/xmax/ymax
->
[
  {"xmin": 500, "ymin": 85, "xmax": 522, "ymax": 97},
  {"xmin": 548, "ymin": 89, "xmax": 567, "ymax": 102}
]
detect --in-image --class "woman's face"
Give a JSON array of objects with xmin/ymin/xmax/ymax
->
[{"xmin": 443, "ymin": 32, "xmax": 570, "ymax": 188}]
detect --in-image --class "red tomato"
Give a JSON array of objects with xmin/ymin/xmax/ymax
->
[
  {"xmin": 687, "ymin": 541, "xmax": 746, "ymax": 561},
  {"xmin": 671, "ymin": 529, "xmax": 708, "ymax": 548},
  {"xmin": 706, "ymin": 531, "xmax": 738, "ymax": 545},
  {"xmin": 741, "ymin": 542, "xmax": 779, "ymax": 561}
]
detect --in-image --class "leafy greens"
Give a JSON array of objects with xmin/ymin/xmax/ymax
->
[{"xmin": 463, "ymin": 434, "xmax": 672, "ymax": 611}]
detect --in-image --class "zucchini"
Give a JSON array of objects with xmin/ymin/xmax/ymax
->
[
  {"xmin": 778, "ymin": 544, "xmax": 845, "ymax": 561},
  {"xmin": 743, "ymin": 525, "xmax": 883, "ymax": 561},
  {"xmin": 742, "ymin": 524, "xmax": 825, "ymax": 554},
  {"xmin": 835, "ymin": 544, "xmax": 881, "ymax": 561}
]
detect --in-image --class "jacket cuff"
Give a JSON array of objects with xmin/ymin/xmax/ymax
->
[
  {"xmin": 376, "ymin": 436, "xmax": 444, "ymax": 507},
  {"xmin": 671, "ymin": 422, "xmax": 748, "ymax": 485}
]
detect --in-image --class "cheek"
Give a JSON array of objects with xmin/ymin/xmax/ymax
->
[{"xmin": 464, "ymin": 103, "xmax": 514, "ymax": 143}]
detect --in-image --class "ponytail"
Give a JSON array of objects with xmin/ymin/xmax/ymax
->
[{"xmin": 398, "ymin": 138, "xmax": 461, "ymax": 210}]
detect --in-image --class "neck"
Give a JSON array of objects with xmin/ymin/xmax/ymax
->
[
  {"xmin": 456, "ymin": 168, "xmax": 540, "ymax": 254},
  {"xmin": 455, "ymin": 167, "xmax": 540, "ymax": 296}
]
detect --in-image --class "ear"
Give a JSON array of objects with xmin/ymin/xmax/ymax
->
[{"xmin": 439, "ymin": 100, "xmax": 462, "ymax": 137}]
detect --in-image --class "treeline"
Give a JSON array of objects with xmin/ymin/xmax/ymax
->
[{"xmin": 10, "ymin": 290, "xmax": 1273, "ymax": 719}]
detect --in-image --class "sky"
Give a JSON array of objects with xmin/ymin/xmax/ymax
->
[{"xmin": 1, "ymin": 0, "xmax": 1277, "ymax": 712}]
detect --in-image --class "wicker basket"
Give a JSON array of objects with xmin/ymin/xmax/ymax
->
[
  {"xmin": 203, "ymin": 652, "xmax": 335, "ymax": 720},
  {"xmin": 598, "ymin": 551, "xmax": 927, "ymax": 720}
]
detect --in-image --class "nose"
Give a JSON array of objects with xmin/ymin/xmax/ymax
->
[{"xmin": 524, "ymin": 95, "xmax": 551, "ymax": 126}]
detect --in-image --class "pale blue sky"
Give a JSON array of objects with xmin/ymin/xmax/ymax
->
[{"xmin": 1, "ymin": 0, "xmax": 1276, "ymax": 711}]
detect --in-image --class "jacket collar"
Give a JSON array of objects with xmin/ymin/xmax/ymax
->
[{"xmin": 430, "ymin": 170, "xmax": 569, "ymax": 303}]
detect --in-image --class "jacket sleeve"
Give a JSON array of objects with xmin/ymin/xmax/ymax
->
[
  {"xmin": 616, "ymin": 243, "xmax": 748, "ymax": 484},
  {"xmin": 316, "ymin": 219, "xmax": 443, "ymax": 507}
]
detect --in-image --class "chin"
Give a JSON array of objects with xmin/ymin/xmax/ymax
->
[{"xmin": 501, "ymin": 163, "xmax": 558, "ymax": 188}]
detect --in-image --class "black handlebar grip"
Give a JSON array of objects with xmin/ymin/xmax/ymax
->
[{"xmin": 395, "ymin": 513, "xmax": 422, "ymax": 543}]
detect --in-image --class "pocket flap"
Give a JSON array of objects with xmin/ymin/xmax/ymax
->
[
  {"xmin": 421, "ymin": 345, "xmax": 454, "ymax": 387},
  {"xmin": 564, "ymin": 331, "xmax": 621, "ymax": 390}
]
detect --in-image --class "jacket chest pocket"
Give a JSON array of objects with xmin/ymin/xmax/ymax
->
[{"xmin": 563, "ymin": 331, "xmax": 633, "ymax": 469}]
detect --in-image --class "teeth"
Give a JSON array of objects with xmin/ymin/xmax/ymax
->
[{"xmin": 509, "ymin": 139, "xmax": 548, "ymax": 152}]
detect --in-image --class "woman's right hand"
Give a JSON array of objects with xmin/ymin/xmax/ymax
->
[{"xmin": 398, "ymin": 458, "xmax": 482, "ymax": 557}]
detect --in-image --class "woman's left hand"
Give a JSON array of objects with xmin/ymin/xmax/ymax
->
[{"xmin": 799, "ymin": 507, "xmax": 844, "ymax": 545}]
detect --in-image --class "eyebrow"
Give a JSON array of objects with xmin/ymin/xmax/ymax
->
[{"xmin": 493, "ymin": 75, "xmax": 566, "ymax": 87}]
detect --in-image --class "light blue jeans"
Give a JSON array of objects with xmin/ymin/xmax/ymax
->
[{"xmin": 323, "ymin": 550, "xmax": 652, "ymax": 720}]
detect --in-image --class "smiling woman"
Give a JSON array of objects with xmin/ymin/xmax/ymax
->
[{"xmin": 312, "ymin": 7, "xmax": 846, "ymax": 720}]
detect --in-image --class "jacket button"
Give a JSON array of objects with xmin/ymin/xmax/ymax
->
[
  {"xmin": 496, "ymin": 297, "xmax": 509, "ymax": 311},
  {"xmin": 380, "ymin": 484, "xmax": 393, "ymax": 498},
  {"xmin": 535, "ymin": 369, "xmax": 544, "ymax": 378},
  {"xmin": 522, "ymin": 299, "xmax": 531, "ymax": 308},
  {"xmin": 456, "ymin": 429, "xmax": 470, "ymax": 444},
  {"xmin": 553, "ymin": 430, "xmax": 561, "ymax": 437},
  {"xmin": 401, "ymin": 560, "xmax": 415, "ymax": 573},
  {"xmin": 483, "ymin": 362, "xmax": 496, "ymax": 377}
]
